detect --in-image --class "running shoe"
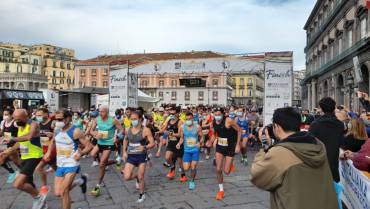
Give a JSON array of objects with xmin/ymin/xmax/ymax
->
[
  {"xmin": 137, "ymin": 193, "xmax": 146, "ymax": 203},
  {"xmin": 188, "ymin": 181, "xmax": 196, "ymax": 190},
  {"xmin": 179, "ymin": 176, "xmax": 187, "ymax": 183},
  {"xmin": 163, "ymin": 162, "xmax": 170, "ymax": 167},
  {"xmin": 39, "ymin": 186, "xmax": 49, "ymax": 197},
  {"xmin": 167, "ymin": 169, "xmax": 175, "ymax": 180},
  {"xmin": 90, "ymin": 186, "xmax": 101, "ymax": 197},
  {"xmin": 91, "ymin": 161, "xmax": 99, "ymax": 167},
  {"xmin": 32, "ymin": 195, "xmax": 46, "ymax": 209},
  {"xmin": 216, "ymin": 191, "xmax": 225, "ymax": 200},
  {"xmin": 6, "ymin": 172, "xmax": 17, "ymax": 184},
  {"xmin": 205, "ymin": 155, "xmax": 210, "ymax": 160},
  {"xmin": 230, "ymin": 163, "xmax": 235, "ymax": 173}
]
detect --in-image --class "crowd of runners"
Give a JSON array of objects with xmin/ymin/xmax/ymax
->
[{"xmin": 0, "ymin": 104, "xmax": 263, "ymax": 209}]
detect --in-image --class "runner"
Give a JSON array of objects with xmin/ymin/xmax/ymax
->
[
  {"xmin": 160, "ymin": 106, "xmax": 186, "ymax": 181},
  {"xmin": 89, "ymin": 105, "xmax": 123, "ymax": 197},
  {"xmin": 235, "ymin": 107, "xmax": 249, "ymax": 165},
  {"xmin": 122, "ymin": 111, "xmax": 155, "ymax": 203},
  {"xmin": 177, "ymin": 112, "xmax": 203, "ymax": 190},
  {"xmin": 200, "ymin": 111, "xmax": 211, "ymax": 160},
  {"xmin": 155, "ymin": 107, "xmax": 168, "ymax": 158},
  {"xmin": 72, "ymin": 112, "xmax": 84, "ymax": 132},
  {"xmin": 208, "ymin": 108, "xmax": 241, "ymax": 201},
  {"xmin": 35, "ymin": 108, "xmax": 57, "ymax": 196},
  {"xmin": 44, "ymin": 110, "xmax": 92, "ymax": 209},
  {"xmin": 0, "ymin": 108, "xmax": 20, "ymax": 184},
  {"xmin": 4, "ymin": 109, "xmax": 46, "ymax": 209}
]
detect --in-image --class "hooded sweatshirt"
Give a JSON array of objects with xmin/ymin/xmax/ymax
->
[{"xmin": 251, "ymin": 132, "xmax": 339, "ymax": 209}]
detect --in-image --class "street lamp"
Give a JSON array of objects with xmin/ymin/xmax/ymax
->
[{"xmin": 347, "ymin": 73, "xmax": 354, "ymax": 110}]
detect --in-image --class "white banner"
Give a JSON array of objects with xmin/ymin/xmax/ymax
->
[
  {"xmin": 96, "ymin": 94, "xmax": 109, "ymax": 107},
  {"xmin": 109, "ymin": 68, "xmax": 138, "ymax": 116},
  {"xmin": 339, "ymin": 159, "xmax": 370, "ymax": 209},
  {"xmin": 109, "ymin": 69, "xmax": 128, "ymax": 116},
  {"xmin": 41, "ymin": 89, "xmax": 59, "ymax": 112},
  {"xmin": 263, "ymin": 61, "xmax": 293, "ymax": 125}
]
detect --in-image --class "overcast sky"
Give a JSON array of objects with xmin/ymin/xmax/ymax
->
[{"xmin": 0, "ymin": 0, "xmax": 315, "ymax": 70}]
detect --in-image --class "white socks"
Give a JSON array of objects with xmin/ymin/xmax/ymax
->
[{"xmin": 219, "ymin": 184, "xmax": 224, "ymax": 191}]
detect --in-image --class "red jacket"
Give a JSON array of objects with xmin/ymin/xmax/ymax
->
[{"xmin": 353, "ymin": 139, "xmax": 370, "ymax": 172}]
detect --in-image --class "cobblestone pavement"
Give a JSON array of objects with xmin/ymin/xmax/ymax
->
[{"xmin": 0, "ymin": 150, "xmax": 269, "ymax": 209}]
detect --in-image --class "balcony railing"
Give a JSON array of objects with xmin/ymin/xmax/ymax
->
[
  {"xmin": 305, "ymin": 0, "xmax": 345, "ymax": 51},
  {"xmin": 302, "ymin": 36, "xmax": 370, "ymax": 84}
]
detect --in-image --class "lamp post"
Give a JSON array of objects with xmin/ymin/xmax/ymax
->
[{"xmin": 347, "ymin": 73, "xmax": 354, "ymax": 110}]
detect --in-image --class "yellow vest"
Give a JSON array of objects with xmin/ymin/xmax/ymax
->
[
  {"xmin": 18, "ymin": 123, "xmax": 43, "ymax": 160},
  {"xmin": 123, "ymin": 116, "xmax": 132, "ymax": 129}
]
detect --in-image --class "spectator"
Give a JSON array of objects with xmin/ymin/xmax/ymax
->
[
  {"xmin": 341, "ymin": 139, "xmax": 370, "ymax": 172},
  {"xmin": 309, "ymin": 97, "xmax": 345, "ymax": 209},
  {"xmin": 342, "ymin": 118, "xmax": 368, "ymax": 152},
  {"xmin": 251, "ymin": 107, "xmax": 338, "ymax": 209},
  {"xmin": 301, "ymin": 109, "xmax": 314, "ymax": 125}
]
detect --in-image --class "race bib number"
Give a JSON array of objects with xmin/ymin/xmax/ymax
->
[
  {"xmin": 57, "ymin": 148, "xmax": 72, "ymax": 158},
  {"xmin": 40, "ymin": 137, "xmax": 51, "ymax": 146},
  {"xmin": 99, "ymin": 131, "xmax": 109, "ymax": 139},
  {"xmin": 218, "ymin": 137, "xmax": 228, "ymax": 146},
  {"xmin": 242, "ymin": 130, "xmax": 247, "ymax": 134},
  {"xmin": 186, "ymin": 137, "xmax": 197, "ymax": 147},
  {"xmin": 128, "ymin": 143, "xmax": 141, "ymax": 153},
  {"xmin": 202, "ymin": 129, "xmax": 209, "ymax": 135},
  {"xmin": 4, "ymin": 132, "xmax": 11, "ymax": 139},
  {"xmin": 20, "ymin": 145, "xmax": 29, "ymax": 156},
  {"xmin": 169, "ymin": 137, "xmax": 177, "ymax": 141}
]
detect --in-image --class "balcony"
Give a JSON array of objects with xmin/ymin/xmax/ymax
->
[
  {"xmin": 303, "ymin": 36, "xmax": 370, "ymax": 84},
  {"xmin": 305, "ymin": 0, "xmax": 345, "ymax": 51}
]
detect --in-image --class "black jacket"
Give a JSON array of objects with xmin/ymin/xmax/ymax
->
[
  {"xmin": 359, "ymin": 98, "xmax": 370, "ymax": 112},
  {"xmin": 309, "ymin": 113, "xmax": 345, "ymax": 183}
]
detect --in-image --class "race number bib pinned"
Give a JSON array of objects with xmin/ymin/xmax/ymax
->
[
  {"xmin": 218, "ymin": 137, "xmax": 228, "ymax": 146},
  {"xmin": 128, "ymin": 143, "xmax": 141, "ymax": 153},
  {"xmin": 57, "ymin": 148, "xmax": 72, "ymax": 158},
  {"xmin": 98, "ymin": 131, "xmax": 109, "ymax": 139},
  {"xmin": 40, "ymin": 137, "xmax": 50, "ymax": 146},
  {"xmin": 19, "ymin": 144, "xmax": 29, "ymax": 156},
  {"xmin": 169, "ymin": 137, "xmax": 178, "ymax": 141},
  {"xmin": 186, "ymin": 137, "xmax": 197, "ymax": 147}
]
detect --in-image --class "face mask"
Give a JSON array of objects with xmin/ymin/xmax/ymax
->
[
  {"xmin": 202, "ymin": 116, "xmax": 207, "ymax": 120},
  {"xmin": 132, "ymin": 120, "xmax": 139, "ymax": 127},
  {"xmin": 36, "ymin": 117, "xmax": 44, "ymax": 123},
  {"xmin": 3, "ymin": 115, "xmax": 10, "ymax": 121},
  {"xmin": 229, "ymin": 114, "xmax": 235, "ymax": 119},
  {"xmin": 215, "ymin": 116, "xmax": 222, "ymax": 121},
  {"xmin": 55, "ymin": 121, "xmax": 66, "ymax": 129},
  {"xmin": 72, "ymin": 116, "xmax": 78, "ymax": 120},
  {"xmin": 170, "ymin": 115, "xmax": 175, "ymax": 120},
  {"xmin": 185, "ymin": 120, "xmax": 193, "ymax": 126},
  {"xmin": 237, "ymin": 112, "xmax": 243, "ymax": 117},
  {"xmin": 16, "ymin": 120, "xmax": 26, "ymax": 127}
]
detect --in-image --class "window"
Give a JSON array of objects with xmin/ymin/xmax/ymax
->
[
  {"xmin": 103, "ymin": 81, "xmax": 108, "ymax": 87},
  {"xmin": 185, "ymin": 91, "xmax": 190, "ymax": 101},
  {"xmin": 141, "ymin": 80, "xmax": 148, "ymax": 87},
  {"xmin": 60, "ymin": 72, "xmax": 64, "ymax": 78},
  {"xmin": 360, "ymin": 18, "xmax": 367, "ymax": 39},
  {"xmin": 159, "ymin": 91, "xmax": 164, "ymax": 99},
  {"xmin": 248, "ymin": 78, "xmax": 253, "ymax": 85},
  {"xmin": 52, "ymin": 79, "xmax": 56, "ymax": 84},
  {"xmin": 240, "ymin": 78, "xmax": 245, "ymax": 85},
  {"xmin": 248, "ymin": 90, "xmax": 253, "ymax": 97},
  {"xmin": 67, "ymin": 63, "xmax": 71, "ymax": 70},
  {"xmin": 60, "ymin": 79, "xmax": 64, "ymax": 84},
  {"xmin": 5, "ymin": 64, "xmax": 10, "ymax": 72},
  {"xmin": 67, "ymin": 79, "xmax": 71, "ymax": 84},
  {"xmin": 347, "ymin": 30, "xmax": 353, "ymax": 47},
  {"xmin": 171, "ymin": 91, "xmax": 177, "ymax": 100},
  {"xmin": 212, "ymin": 91, "xmax": 218, "ymax": 101},
  {"xmin": 16, "ymin": 64, "xmax": 22, "ymax": 73},
  {"xmin": 103, "ymin": 68, "xmax": 108, "ymax": 76},
  {"xmin": 198, "ymin": 91, "xmax": 204, "ymax": 101},
  {"xmin": 60, "ymin": 62, "xmax": 64, "ymax": 69},
  {"xmin": 53, "ymin": 71, "xmax": 56, "ymax": 77},
  {"xmin": 212, "ymin": 79, "xmax": 218, "ymax": 87},
  {"xmin": 80, "ymin": 69, "xmax": 85, "ymax": 76},
  {"xmin": 240, "ymin": 89, "xmax": 244, "ymax": 97},
  {"xmin": 32, "ymin": 66, "xmax": 37, "ymax": 74},
  {"xmin": 53, "ymin": 61, "xmax": 57, "ymax": 68},
  {"xmin": 91, "ymin": 69, "xmax": 96, "ymax": 76},
  {"xmin": 92, "ymin": 81, "xmax": 97, "ymax": 87},
  {"xmin": 175, "ymin": 62, "xmax": 181, "ymax": 69},
  {"xmin": 159, "ymin": 79, "xmax": 164, "ymax": 87},
  {"xmin": 33, "ymin": 59, "xmax": 38, "ymax": 65},
  {"xmin": 171, "ymin": 79, "xmax": 177, "ymax": 87}
]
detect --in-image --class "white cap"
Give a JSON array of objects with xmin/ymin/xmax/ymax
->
[
  {"xmin": 182, "ymin": 106, "xmax": 187, "ymax": 110},
  {"xmin": 159, "ymin": 107, "xmax": 164, "ymax": 111}
]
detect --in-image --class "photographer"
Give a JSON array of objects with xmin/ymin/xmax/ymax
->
[{"xmin": 250, "ymin": 107, "xmax": 338, "ymax": 209}]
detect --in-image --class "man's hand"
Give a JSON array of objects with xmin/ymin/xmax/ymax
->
[
  {"xmin": 176, "ymin": 143, "xmax": 181, "ymax": 150},
  {"xmin": 96, "ymin": 133, "xmax": 103, "ymax": 140},
  {"xmin": 206, "ymin": 139, "xmax": 213, "ymax": 148},
  {"xmin": 74, "ymin": 153, "xmax": 81, "ymax": 161},
  {"xmin": 43, "ymin": 152, "xmax": 51, "ymax": 162}
]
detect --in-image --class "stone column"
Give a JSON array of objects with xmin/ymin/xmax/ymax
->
[
  {"xmin": 332, "ymin": 74, "xmax": 337, "ymax": 101},
  {"xmin": 307, "ymin": 83, "xmax": 312, "ymax": 110},
  {"xmin": 312, "ymin": 80, "xmax": 317, "ymax": 109}
]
